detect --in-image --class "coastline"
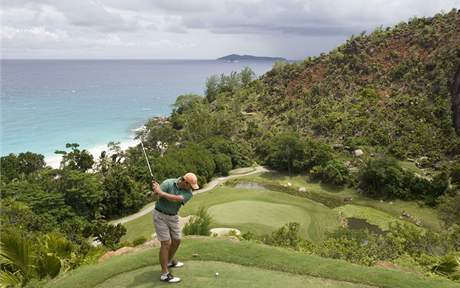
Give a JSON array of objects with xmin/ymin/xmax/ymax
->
[{"xmin": 45, "ymin": 129, "xmax": 142, "ymax": 169}]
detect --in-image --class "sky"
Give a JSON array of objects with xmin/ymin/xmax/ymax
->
[{"xmin": 1, "ymin": 0, "xmax": 459, "ymax": 60}]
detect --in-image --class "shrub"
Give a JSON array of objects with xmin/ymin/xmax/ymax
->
[
  {"xmin": 431, "ymin": 253, "xmax": 460, "ymax": 281},
  {"xmin": 132, "ymin": 236, "xmax": 148, "ymax": 246},
  {"xmin": 213, "ymin": 153, "xmax": 233, "ymax": 176},
  {"xmin": 183, "ymin": 207, "xmax": 212, "ymax": 236},
  {"xmin": 386, "ymin": 222, "xmax": 448, "ymax": 257},
  {"xmin": 358, "ymin": 157, "xmax": 409, "ymax": 199},
  {"xmin": 90, "ymin": 221, "xmax": 127, "ymax": 250},
  {"xmin": 309, "ymin": 160, "xmax": 349, "ymax": 186},
  {"xmin": 316, "ymin": 228, "xmax": 395, "ymax": 266},
  {"xmin": 450, "ymin": 164, "xmax": 460, "ymax": 185},
  {"xmin": 304, "ymin": 140, "xmax": 334, "ymax": 170},
  {"xmin": 438, "ymin": 193, "xmax": 460, "ymax": 227},
  {"xmin": 264, "ymin": 222, "xmax": 301, "ymax": 249}
]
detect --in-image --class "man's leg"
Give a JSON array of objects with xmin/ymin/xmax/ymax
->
[
  {"xmin": 169, "ymin": 239, "xmax": 181, "ymax": 262},
  {"xmin": 160, "ymin": 240, "xmax": 171, "ymax": 274}
]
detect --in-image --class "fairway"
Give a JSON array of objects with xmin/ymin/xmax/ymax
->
[
  {"xmin": 95, "ymin": 261, "xmax": 375, "ymax": 288},
  {"xmin": 121, "ymin": 184, "xmax": 341, "ymax": 243},
  {"xmin": 207, "ymin": 200, "xmax": 311, "ymax": 233}
]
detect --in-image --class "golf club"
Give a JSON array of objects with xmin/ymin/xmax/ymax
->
[
  {"xmin": 140, "ymin": 139, "xmax": 160, "ymax": 200},
  {"xmin": 140, "ymin": 139, "xmax": 154, "ymax": 180}
]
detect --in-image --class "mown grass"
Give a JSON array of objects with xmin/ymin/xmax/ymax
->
[
  {"xmin": 241, "ymin": 172, "xmax": 443, "ymax": 231},
  {"xmin": 207, "ymin": 200, "xmax": 312, "ymax": 235},
  {"xmin": 120, "ymin": 213, "xmax": 155, "ymax": 243},
  {"xmin": 182, "ymin": 186, "xmax": 340, "ymax": 242},
  {"xmin": 121, "ymin": 170, "xmax": 441, "ymax": 243},
  {"xmin": 122, "ymin": 185, "xmax": 340, "ymax": 243},
  {"xmin": 95, "ymin": 261, "xmax": 375, "ymax": 288},
  {"xmin": 46, "ymin": 238, "xmax": 460, "ymax": 288}
]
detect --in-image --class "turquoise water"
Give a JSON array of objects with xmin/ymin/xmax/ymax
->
[{"xmin": 1, "ymin": 60, "xmax": 274, "ymax": 160}]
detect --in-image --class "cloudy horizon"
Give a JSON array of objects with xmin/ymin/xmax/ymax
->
[{"xmin": 1, "ymin": 0, "xmax": 459, "ymax": 60}]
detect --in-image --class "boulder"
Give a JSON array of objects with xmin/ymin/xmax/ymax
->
[
  {"xmin": 210, "ymin": 228, "xmax": 241, "ymax": 237},
  {"xmin": 333, "ymin": 144, "xmax": 344, "ymax": 149},
  {"xmin": 298, "ymin": 187, "xmax": 307, "ymax": 193},
  {"xmin": 353, "ymin": 149, "xmax": 364, "ymax": 157}
]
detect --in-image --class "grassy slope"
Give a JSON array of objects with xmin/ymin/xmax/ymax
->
[
  {"xmin": 122, "ymin": 184, "xmax": 340, "ymax": 243},
  {"xmin": 95, "ymin": 261, "xmax": 374, "ymax": 288},
  {"xmin": 46, "ymin": 238, "xmax": 459, "ymax": 288},
  {"xmin": 120, "ymin": 212, "xmax": 155, "ymax": 242}
]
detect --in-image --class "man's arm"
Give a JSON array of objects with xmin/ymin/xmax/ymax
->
[{"xmin": 152, "ymin": 181, "xmax": 184, "ymax": 202}]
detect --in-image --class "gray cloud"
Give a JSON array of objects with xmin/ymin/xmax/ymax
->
[{"xmin": 1, "ymin": 0, "xmax": 459, "ymax": 59}]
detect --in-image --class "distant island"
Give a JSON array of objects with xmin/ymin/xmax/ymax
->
[{"xmin": 217, "ymin": 54, "xmax": 286, "ymax": 62}]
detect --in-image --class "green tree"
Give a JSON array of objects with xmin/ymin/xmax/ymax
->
[
  {"xmin": 240, "ymin": 67, "xmax": 255, "ymax": 86},
  {"xmin": 17, "ymin": 152, "xmax": 46, "ymax": 175},
  {"xmin": 265, "ymin": 132, "xmax": 307, "ymax": 175},
  {"xmin": 55, "ymin": 143, "xmax": 94, "ymax": 172},
  {"xmin": 213, "ymin": 153, "xmax": 232, "ymax": 176},
  {"xmin": 171, "ymin": 94, "xmax": 203, "ymax": 115},
  {"xmin": 310, "ymin": 160, "xmax": 349, "ymax": 186},
  {"xmin": 205, "ymin": 75, "xmax": 219, "ymax": 103},
  {"xmin": 182, "ymin": 104, "xmax": 217, "ymax": 142},
  {"xmin": 358, "ymin": 157, "xmax": 409, "ymax": 199},
  {"xmin": 0, "ymin": 152, "xmax": 45, "ymax": 183},
  {"xmin": 101, "ymin": 166, "xmax": 146, "ymax": 218},
  {"xmin": 58, "ymin": 170, "xmax": 104, "ymax": 219},
  {"xmin": 91, "ymin": 221, "xmax": 127, "ymax": 249}
]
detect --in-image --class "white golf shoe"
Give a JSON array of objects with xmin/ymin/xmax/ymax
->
[
  {"xmin": 160, "ymin": 272, "xmax": 181, "ymax": 283},
  {"xmin": 168, "ymin": 260, "xmax": 184, "ymax": 268}
]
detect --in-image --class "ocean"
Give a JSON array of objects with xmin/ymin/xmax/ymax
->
[{"xmin": 1, "ymin": 59, "xmax": 275, "ymax": 165}]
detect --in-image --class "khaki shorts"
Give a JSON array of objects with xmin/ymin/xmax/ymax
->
[{"xmin": 153, "ymin": 209, "xmax": 181, "ymax": 241}]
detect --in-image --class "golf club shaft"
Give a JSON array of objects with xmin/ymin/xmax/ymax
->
[
  {"xmin": 140, "ymin": 140, "xmax": 159, "ymax": 200},
  {"xmin": 140, "ymin": 140, "xmax": 154, "ymax": 179}
]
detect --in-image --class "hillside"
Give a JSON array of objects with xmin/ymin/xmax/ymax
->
[{"xmin": 232, "ymin": 10, "xmax": 460, "ymax": 161}]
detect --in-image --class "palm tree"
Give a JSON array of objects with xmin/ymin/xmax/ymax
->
[
  {"xmin": 0, "ymin": 230, "xmax": 35, "ymax": 287},
  {"xmin": 1, "ymin": 230, "xmax": 74, "ymax": 287}
]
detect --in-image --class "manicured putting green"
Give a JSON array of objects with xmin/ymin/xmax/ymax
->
[
  {"xmin": 95, "ymin": 261, "xmax": 374, "ymax": 288},
  {"xmin": 207, "ymin": 200, "xmax": 311, "ymax": 232}
]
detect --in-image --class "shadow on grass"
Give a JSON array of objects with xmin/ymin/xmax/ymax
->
[
  {"xmin": 259, "ymin": 172, "xmax": 346, "ymax": 193},
  {"xmin": 130, "ymin": 269, "xmax": 171, "ymax": 287},
  {"xmin": 319, "ymin": 182, "xmax": 346, "ymax": 193},
  {"xmin": 259, "ymin": 171, "xmax": 286, "ymax": 180}
]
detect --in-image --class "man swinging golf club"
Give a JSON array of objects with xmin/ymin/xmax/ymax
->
[{"xmin": 151, "ymin": 173, "xmax": 199, "ymax": 283}]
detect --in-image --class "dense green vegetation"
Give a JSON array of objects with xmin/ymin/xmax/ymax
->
[{"xmin": 2, "ymin": 10, "xmax": 460, "ymax": 287}]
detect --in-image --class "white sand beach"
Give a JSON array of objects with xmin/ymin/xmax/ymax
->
[{"xmin": 45, "ymin": 137, "xmax": 139, "ymax": 169}]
